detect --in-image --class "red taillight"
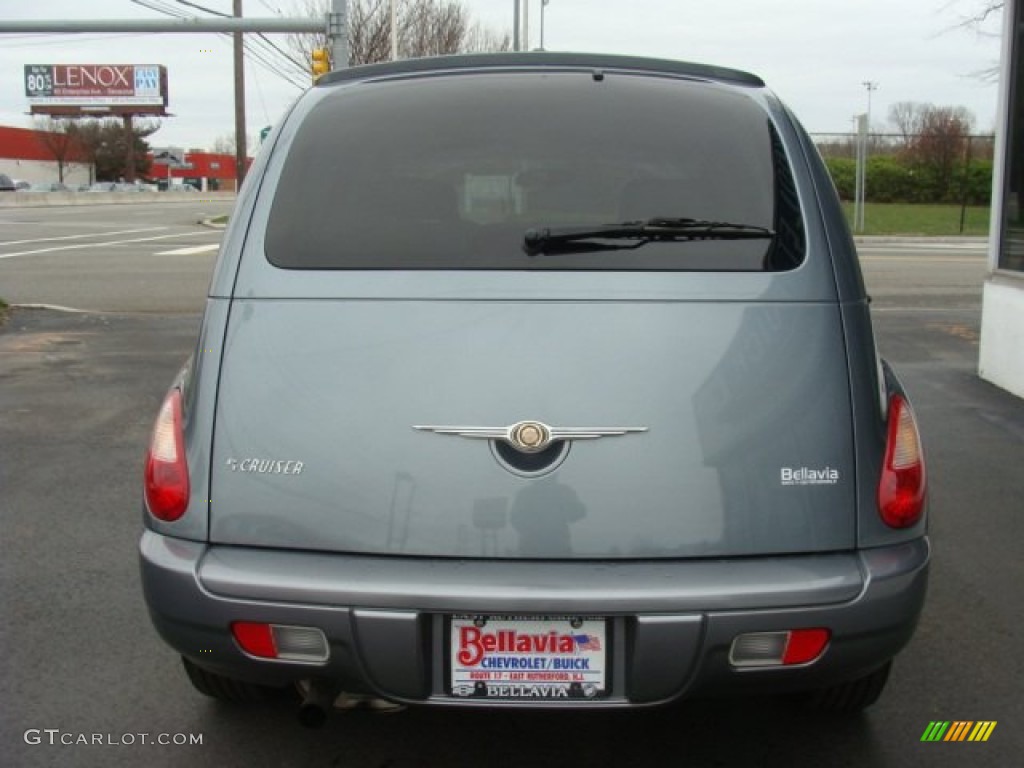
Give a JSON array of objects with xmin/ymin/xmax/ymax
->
[
  {"xmin": 144, "ymin": 389, "xmax": 190, "ymax": 522},
  {"xmin": 878, "ymin": 394, "xmax": 926, "ymax": 528},
  {"xmin": 781, "ymin": 628, "xmax": 831, "ymax": 665},
  {"xmin": 232, "ymin": 622, "xmax": 278, "ymax": 659}
]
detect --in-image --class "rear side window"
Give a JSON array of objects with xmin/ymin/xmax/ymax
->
[{"xmin": 266, "ymin": 71, "xmax": 805, "ymax": 271}]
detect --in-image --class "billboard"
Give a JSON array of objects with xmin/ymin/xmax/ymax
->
[{"xmin": 24, "ymin": 64, "xmax": 168, "ymax": 115}]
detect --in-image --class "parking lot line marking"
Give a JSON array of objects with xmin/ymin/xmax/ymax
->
[
  {"xmin": 10, "ymin": 302, "xmax": 94, "ymax": 314},
  {"xmin": 0, "ymin": 231, "xmax": 216, "ymax": 260},
  {"xmin": 857, "ymin": 242, "xmax": 987, "ymax": 251},
  {"xmin": 859, "ymin": 256, "xmax": 982, "ymax": 263},
  {"xmin": 870, "ymin": 307, "xmax": 980, "ymax": 312},
  {"xmin": 154, "ymin": 244, "xmax": 220, "ymax": 256},
  {"xmin": 0, "ymin": 227, "xmax": 167, "ymax": 247}
]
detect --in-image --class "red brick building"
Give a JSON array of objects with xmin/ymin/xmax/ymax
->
[
  {"xmin": 149, "ymin": 151, "xmax": 253, "ymax": 192},
  {"xmin": 0, "ymin": 124, "xmax": 91, "ymax": 186}
]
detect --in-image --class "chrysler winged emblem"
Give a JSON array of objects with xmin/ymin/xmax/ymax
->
[{"xmin": 412, "ymin": 420, "xmax": 647, "ymax": 454}]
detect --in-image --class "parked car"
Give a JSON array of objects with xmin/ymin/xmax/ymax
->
[
  {"xmin": 27, "ymin": 181, "xmax": 70, "ymax": 193},
  {"xmin": 0, "ymin": 173, "xmax": 15, "ymax": 191},
  {"xmin": 113, "ymin": 181, "xmax": 158, "ymax": 192},
  {"xmin": 140, "ymin": 53, "xmax": 929, "ymax": 725},
  {"xmin": 86, "ymin": 182, "xmax": 118, "ymax": 192}
]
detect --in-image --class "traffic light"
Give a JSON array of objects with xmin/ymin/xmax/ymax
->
[{"xmin": 311, "ymin": 48, "xmax": 330, "ymax": 83}]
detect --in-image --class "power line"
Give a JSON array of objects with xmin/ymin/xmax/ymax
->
[
  {"xmin": 127, "ymin": 0, "xmax": 309, "ymax": 88},
  {"xmin": 258, "ymin": 33, "xmax": 310, "ymax": 74},
  {"xmin": 257, "ymin": 0, "xmax": 283, "ymax": 15},
  {"xmin": 131, "ymin": 0, "xmax": 189, "ymax": 18},
  {"xmin": 128, "ymin": 0, "xmax": 307, "ymax": 87},
  {"xmin": 169, "ymin": 0, "xmax": 308, "ymax": 84},
  {"xmin": 1, "ymin": 34, "xmax": 131, "ymax": 47}
]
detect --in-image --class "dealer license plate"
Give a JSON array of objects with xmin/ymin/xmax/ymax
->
[{"xmin": 449, "ymin": 615, "xmax": 607, "ymax": 700}]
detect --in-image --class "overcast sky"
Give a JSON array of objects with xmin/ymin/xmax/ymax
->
[{"xmin": 0, "ymin": 0, "xmax": 1005, "ymax": 150}]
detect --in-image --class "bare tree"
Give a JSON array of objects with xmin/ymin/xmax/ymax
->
[
  {"xmin": 289, "ymin": 0, "xmax": 509, "ymax": 71},
  {"xmin": 401, "ymin": 0, "xmax": 466, "ymax": 58},
  {"xmin": 888, "ymin": 101, "xmax": 977, "ymax": 198},
  {"xmin": 461, "ymin": 22, "xmax": 511, "ymax": 54},
  {"xmin": 918, "ymin": 106, "xmax": 976, "ymax": 193},
  {"xmin": 212, "ymin": 132, "xmax": 256, "ymax": 155},
  {"xmin": 946, "ymin": 1, "xmax": 1004, "ymax": 80},
  {"xmin": 73, "ymin": 120, "xmax": 104, "ymax": 185},
  {"xmin": 952, "ymin": 0, "xmax": 1003, "ymax": 27},
  {"xmin": 888, "ymin": 102, "xmax": 926, "ymax": 149},
  {"xmin": 348, "ymin": 0, "xmax": 391, "ymax": 64},
  {"xmin": 33, "ymin": 117, "xmax": 85, "ymax": 184}
]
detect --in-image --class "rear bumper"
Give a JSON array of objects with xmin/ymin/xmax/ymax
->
[{"xmin": 140, "ymin": 531, "xmax": 929, "ymax": 707}]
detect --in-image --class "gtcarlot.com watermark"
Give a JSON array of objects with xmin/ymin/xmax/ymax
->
[{"xmin": 24, "ymin": 729, "xmax": 203, "ymax": 747}]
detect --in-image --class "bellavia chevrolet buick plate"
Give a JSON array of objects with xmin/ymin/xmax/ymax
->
[{"xmin": 139, "ymin": 53, "xmax": 929, "ymax": 724}]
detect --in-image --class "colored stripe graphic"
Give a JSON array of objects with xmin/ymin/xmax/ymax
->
[
  {"xmin": 945, "ymin": 721, "xmax": 972, "ymax": 741},
  {"xmin": 921, "ymin": 722, "xmax": 949, "ymax": 741},
  {"xmin": 920, "ymin": 721, "xmax": 996, "ymax": 742},
  {"xmin": 968, "ymin": 722, "xmax": 997, "ymax": 742}
]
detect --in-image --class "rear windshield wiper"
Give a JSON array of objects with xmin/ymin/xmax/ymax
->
[{"xmin": 522, "ymin": 217, "xmax": 775, "ymax": 256}]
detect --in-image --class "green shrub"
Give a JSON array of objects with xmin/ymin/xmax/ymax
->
[
  {"xmin": 823, "ymin": 155, "xmax": 993, "ymax": 205},
  {"xmin": 864, "ymin": 156, "xmax": 918, "ymax": 203},
  {"xmin": 952, "ymin": 160, "xmax": 994, "ymax": 206},
  {"xmin": 824, "ymin": 157, "xmax": 855, "ymax": 200}
]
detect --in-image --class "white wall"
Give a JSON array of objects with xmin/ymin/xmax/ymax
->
[
  {"xmin": 980, "ymin": 278, "xmax": 1024, "ymax": 399},
  {"xmin": 979, "ymin": 0, "xmax": 1024, "ymax": 400},
  {"xmin": 0, "ymin": 159, "xmax": 92, "ymax": 186}
]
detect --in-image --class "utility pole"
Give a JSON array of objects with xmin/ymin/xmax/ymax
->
[
  {"xmin": 330, "ymin": 0, "xmax": 349, "ymax": 70},
  {"xmin": 513, "ymin": 0, "xmax": 520, "ymax": 51},
  {"xmin": 863, "ymin": 81, "xmax": 878, "ymax": 126},
  {"xmin": 540, "ymin": 0, "xmax": 550, "ymax": 50},
  {"xmin": 854, "ymin": 113, "xmax": 867, "ymax": 233},
  {"xmin": 390, "ymin": 0, "xmax": 398, "ymax": 60},
  {"xmin": 233, "ymin": 0, "xmax": 248, "ymax": 191},
  {"xmin": 855, "ymin": 81, "xmax": 878, "ymax": 233},
  {"xmin": 523, "ymin": 0, "xmax": 529, "ymax": 50}
]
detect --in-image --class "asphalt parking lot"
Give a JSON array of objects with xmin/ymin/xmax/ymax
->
[{"xmin": 1, "ymin": 231, "xmax": 1022, "ymax": 766}]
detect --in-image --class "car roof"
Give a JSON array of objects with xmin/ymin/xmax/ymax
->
[{"xmin": 315, "ymin": 52, "xmax": 765, "ymax": 89}]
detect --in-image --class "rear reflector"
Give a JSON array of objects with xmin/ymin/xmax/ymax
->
[
  {"xmin": 781, "ymin": 628, "xmax": 831, "ymax": 665},
  {"xmin": 232, "ymin": 622, "xmax": 277, "ymax": 658},
  {"xmin": 730, "ymin": 628, "xmax": 831, "ymax": 667},
  {"xmin": 231, "ymin": 622, "xmax": 329, "ymax": 663},
  {"xmin": 144, "ymin": 389, "xmax": 190, "ymax": 522},
  {"xmin": 878, "ymin": 394, "xmax": 926, "ymax": 528}
]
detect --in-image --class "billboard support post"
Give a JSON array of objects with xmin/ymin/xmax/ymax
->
[{"xmin": 123, "ymin": 113, "xmax": 135, "ymax": 183}]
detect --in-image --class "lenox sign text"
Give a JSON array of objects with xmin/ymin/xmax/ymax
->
[{"xmin": 55, "ymin": 65, "xmax": 134, "ymax": 92}]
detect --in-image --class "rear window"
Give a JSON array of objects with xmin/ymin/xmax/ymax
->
[{"xmin": 265, "ymin": 71, "xmax": 804, "ymax": 271}]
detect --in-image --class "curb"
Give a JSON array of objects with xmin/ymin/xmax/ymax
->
[{"xmin": 854, "ymin": 236, "xmax": 988, "ymax": 246}]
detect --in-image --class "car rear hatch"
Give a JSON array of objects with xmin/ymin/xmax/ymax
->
[{"xmin": 207, "ymin": 65, "xmax": 855, "ymax": 559}]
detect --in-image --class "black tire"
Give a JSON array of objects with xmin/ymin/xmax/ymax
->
[
  {"xmin": 181, "ymin": 656, "xmax": 289, "ymax": 704},
  {"xmin": 797, "ymin": 661, "xmax": 892, "ymax": 714}
]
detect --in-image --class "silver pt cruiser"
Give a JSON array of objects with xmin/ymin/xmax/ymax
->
[{"xmin": 140, "ymin": 53, "xmax": 929, "ymax": 724}]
